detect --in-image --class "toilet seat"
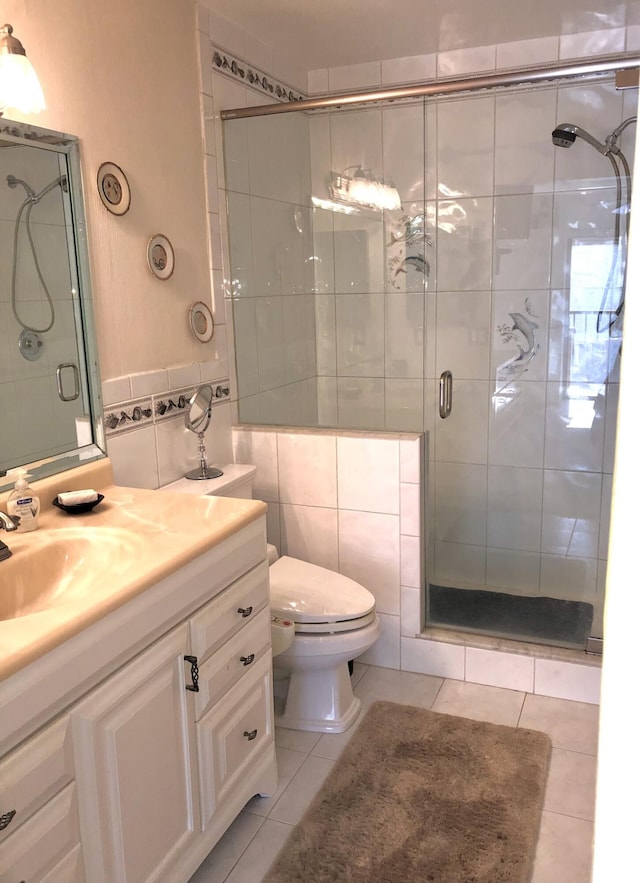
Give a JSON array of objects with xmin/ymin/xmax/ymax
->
[{"xmin": 269, "ymin": 556, "xmax": 376, "ymax": 634}]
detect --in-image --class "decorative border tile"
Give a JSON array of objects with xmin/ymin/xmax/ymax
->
[
  {"xmin": 210, "ymin": 43, "xmax": 305, "ymax": 103},
  {"xmin": 104, "ymin": 380, "xmax": 230, "ymax": 438}
]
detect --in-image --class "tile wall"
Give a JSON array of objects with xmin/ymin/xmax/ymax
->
[{"xmin": 231, "ymin": 424, "xmax": 601, "ymax": 704}]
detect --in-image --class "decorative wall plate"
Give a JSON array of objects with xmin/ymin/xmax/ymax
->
[
  {"xmin": 147, "ymin": 234, "xmax": 175, "ymax": 280},
  {"xmin": 97, "ymin": 162, "xmax": 130, "ymax": 215},
  {"xmin": 188, "ymin": 301, "xmax": 214, "ymax": 343}
]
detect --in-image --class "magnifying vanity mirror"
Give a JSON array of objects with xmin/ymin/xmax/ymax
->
[
  {"xmin": 184, "ymin": 384, "xmax": 223, "ymax": 480},
  {"xmin": 0, "ymin": 119, "xmax": 105, "ymax": 491}
]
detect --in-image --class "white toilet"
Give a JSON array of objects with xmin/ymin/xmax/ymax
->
[{"xmin": 165, "ymin": 464, "xmax": 380, "ymax": 733}]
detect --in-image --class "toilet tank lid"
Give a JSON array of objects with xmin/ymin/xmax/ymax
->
[{"xmin": 269, "ymin": 556, "xmax": 375, "ymax": 623}]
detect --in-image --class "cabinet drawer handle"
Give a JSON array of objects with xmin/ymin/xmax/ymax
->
[
  {"xmin": 184, "ymin": 655, "xmax": 199, "ymax": 692},
  {"xmin": 237, "ymin": 606, "xmax": 253, "ymax": 618},
  {"xmin": 0, "ymin": 809, "xmax": 16, "ymax": 831},
  {"xmin": 243, "ymin": 729, "xmax": 258, "ymax": 741},
  {"xmin": 240, "ymin": 654, "xmax": 255, "ymax": 667}
]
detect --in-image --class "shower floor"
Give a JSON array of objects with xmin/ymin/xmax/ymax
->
[{"xmin": 428, "ymin": 584, "xmax": 594, "ymax": 649}]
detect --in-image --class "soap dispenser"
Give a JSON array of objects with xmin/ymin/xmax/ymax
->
[{"xmin": 6, "ymin": 468, "xmax": 40, "ymax": 532}]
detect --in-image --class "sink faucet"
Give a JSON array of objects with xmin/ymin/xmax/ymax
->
[{"xmin": 0, "ymin": 511, "xmax": 18, "ymax": 532}]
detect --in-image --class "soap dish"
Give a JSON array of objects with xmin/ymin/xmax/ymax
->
[{"xmin": 52, "ymin": 494, "xmax": 105, "ymax": 514}]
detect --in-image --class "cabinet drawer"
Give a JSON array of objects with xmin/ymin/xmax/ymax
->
[
  {"xmin": 197, "ymin": 653, "xmax": 273, "ymax": 828},
  {"xmin": 0, "ymin": 716, "xmax": 73, "ymax": 844},
  {"xmin": 190, "ymin": 560, "xmax": 269, "ymax": 663},
  {"xmin": 0, "ymin": 783, "xmax": 80, "ymax": 883},
  {"xmin": 39, "ymin": 844, "xmax": 84, "ymax": 883},
  {"xmin": 195, "ymin": 607, "xmax": 271, "ymax": 720}
]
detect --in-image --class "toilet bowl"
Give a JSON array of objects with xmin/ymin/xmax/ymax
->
[{"xmin": 161, "ymin": 464, "xmax": 380, "ymax": 733}]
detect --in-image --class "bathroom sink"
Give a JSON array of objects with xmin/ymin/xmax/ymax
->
[{"xmin": 0, "ymin": 528, "xmax": 144, "ymax": 621}]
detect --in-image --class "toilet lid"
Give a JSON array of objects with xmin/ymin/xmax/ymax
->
[{"xmin": 269, "ymin": 556, "xmax": 375, "ymax": 624}]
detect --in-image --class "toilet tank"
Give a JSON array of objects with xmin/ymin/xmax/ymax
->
[
  {"xmin": 206, "ymin": 464, "xmax": 256, "ymax": 499},
  {"xmin": 159, "ymin": 464, "xmax": 256, "ymax": 498}
]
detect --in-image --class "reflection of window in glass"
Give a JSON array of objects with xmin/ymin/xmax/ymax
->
[{"xmin": 566, "ymin": 238, "xmax": 620, "ymax": 429}]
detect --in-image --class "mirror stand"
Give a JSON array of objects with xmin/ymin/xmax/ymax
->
[{"xmin": 184, "ymin": 384, "xmax": 223, "ymax": 481}]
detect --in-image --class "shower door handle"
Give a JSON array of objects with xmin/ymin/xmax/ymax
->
[
  {"xmin": 56, "ymin": 363, "xmax": 80, "ymax": 402},
  {"xmin": 439, "ymin": 371, "xmax": 453, "ymax": 419}
]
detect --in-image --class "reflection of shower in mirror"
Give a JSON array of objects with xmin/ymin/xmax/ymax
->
[{"xmin": 7, "ymin": 171, "xmax": 69, "ymax": 355}]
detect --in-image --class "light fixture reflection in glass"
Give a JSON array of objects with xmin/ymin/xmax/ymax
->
[
  {"xmin": 329, "ymin": 166, "xmax": 401, "ymax": 212},
  {"xmin": 0, "ymin": 24, "xmax": 46, "ymax": 116}
]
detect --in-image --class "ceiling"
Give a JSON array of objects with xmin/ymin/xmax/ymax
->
[{"xmin": 207, "ymin": 0, "xmax": 637, "ymax": 72}]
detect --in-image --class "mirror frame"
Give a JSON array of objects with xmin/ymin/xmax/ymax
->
[{"xmin": 0, "ymin": 118, "xmax": 105, "ymax": 491}]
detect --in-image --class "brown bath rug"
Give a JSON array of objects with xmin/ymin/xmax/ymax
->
[{"xmin": 264, "ymin": 700, "xmax": 551, "ymax": 883}]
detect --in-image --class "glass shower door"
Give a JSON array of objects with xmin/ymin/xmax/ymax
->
[{"xmin": 426, "ymin": 78, "xmax": 635, "ymax": 649}]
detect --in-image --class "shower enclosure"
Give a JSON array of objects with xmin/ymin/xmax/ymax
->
[{"xmin": 222, "ymin": 62, "xmax": 637, "ymax": 651}]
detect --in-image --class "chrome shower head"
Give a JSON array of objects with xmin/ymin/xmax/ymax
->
[
  {"xmin": 552, "ymin": 126, "xmax": 577, "ymax": 148},
  {"xmin": 551, "ymin": 123, "xmax": 609, "ymax": 155}
]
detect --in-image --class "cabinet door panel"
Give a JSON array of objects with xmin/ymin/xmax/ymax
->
[
  {"xmin": 197, "ymin": 653, "xmax": 273, "ymax": 829},
  {"xmin": 0, "ymin": 784, "xmax": 79, "ymax": 883},
  {"xmin": 71, "ymin": 624, "xmax": 198, "ymax": 883}
]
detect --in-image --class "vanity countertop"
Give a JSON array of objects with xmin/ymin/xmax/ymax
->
[{"xmin": 0, "ymin": 464, "xmax": 266, "ymax": 681}]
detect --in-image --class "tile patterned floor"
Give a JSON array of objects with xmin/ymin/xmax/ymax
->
[{"xmin": 189, "ymin": 663, "xmax": 598, "ymax": 883}]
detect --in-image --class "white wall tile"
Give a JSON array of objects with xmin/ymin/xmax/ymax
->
[
  {"xmin": 437, "ymin": 196, "xmax": 493, "ymax": 291},
  {"xmin": 486, "ymin": 548, "xmax": 541, "ymax": 592},
  {"xmin": 534, "ymin": 659, "xmax": 601, "ymax": 705},
  {"xmin": 437, "ymin": 96, "xmax": 495, "ymax": 199},
  {"xmin": 435, "ymin": 462, "xmax": 487, "ymax": 546},
  {"xmin": 436, "ymin": 290, "xmax": 491, "ymax": 379},
  {"xmin": 398, "ymin": 538, "xmax": 419, "ymax": 596},
  {"xmin": 493, "ymin": 194, "xmax": 553, "ymax": 290},
  {"xmin": 434, "ymin": 541, "xmax": 486, "ymax": 586},
  {"xmin": 277, "ymin": 432, "xmax": 337, "ymax": 507},
  {"xmin": 381, "ymin": 54, "xmax": 437, "ymax": 85},
  {"xmin": 400, "ymin": 585, "xmax": 422, "ymax": 636},
  {"xmin": 329, "ymin": 62, "xmax": 381, "ymax": 92},
  {"xmin": 437, "ymin": 45, "xmax": 496, "ymax": 77},
  {"xmin": 307, "ymin": 68, "xmax": 329, "ymax": 94},
  {"xmin": 337, "ymin": 436, "xmax": 399, "ymax": 514},
  {"xmin": 338, "ymin": 510, "xmax": 400, "ymax": 614},
  {"xmin": 400, "ymin": 436, "xmax": 422, "ymax": 483},
  {"xmin": 232, "ymin": 428, "xmax": 279, "ymax": 501},
  {"xmin": 102, "ymin": 376, "xmax": 131, "ymax": 406},
  {"xmin": 108, "ymin": 426, "xmax": 159, "ymax": 489},
  {"xmin": 559, "ymin": 28, "xmax": 625, "ymax": 59},
  {"xmin": 167, "ymin": 363, "xmax": 200, "ymax": 390},
  {"xmin": 496, "ymin": 36, "xmax": 558, "ymax": 69},
  {"xmin": 465, "ymin": 646, "xmax": 534, "ymax": 692},
  {"xmin": 279, "ymin": 503, "xmax": 339, "ymax": 571},
  {"xmin": 539, "ymin": 554, "xmax": 598, "ymax": 602},
  {"xmin": 487, "ymin": 465, "xmax": 542, "ymax": 551},
  {"xmin": 434, "ymin": 380, "xmax": 489, "ymax": 465},
  {"xmin": 489, "ymin": 383, "xmax": 547, "ymax": 469},
  {"xmin": 358, "ymin": 613, "xmax": 400, "ymax": 669},
  {"xmin": 401, "ymin": 637, "xmax": 465, "ymax": 679},
  {"xmin": 400, "ymin": 482, "xmax": 421, "ymax": 536},
  {"xmin": 129, "ymin": 369, "xmax": 169, "ymax": 397},
  {"xmin": 265, "ymin": 501, "xmax": 281, "ymax": 551}
]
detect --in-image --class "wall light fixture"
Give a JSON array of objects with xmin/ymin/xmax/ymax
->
[{"xmin": 0, "ymin": 24, "xmax": 46, "ymax": 117}]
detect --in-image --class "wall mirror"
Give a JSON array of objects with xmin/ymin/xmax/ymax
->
[{"xmin": 0, "ymin": 119, "xmax": 105, "ymax": 491}]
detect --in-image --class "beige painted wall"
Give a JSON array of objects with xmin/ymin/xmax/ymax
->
[{"xmin": 4, "ymin": 0, "xmax": 212, "ymax": 380}]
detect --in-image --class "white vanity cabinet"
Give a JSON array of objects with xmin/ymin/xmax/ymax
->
[{"xmin": 0, "ymin": 516, "xmax": 277, "ymax": 883}]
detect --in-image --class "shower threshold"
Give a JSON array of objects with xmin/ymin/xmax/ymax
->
[{"xmin": 427, "ymin": 584, "xmax": 594, "ymax": 650}]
